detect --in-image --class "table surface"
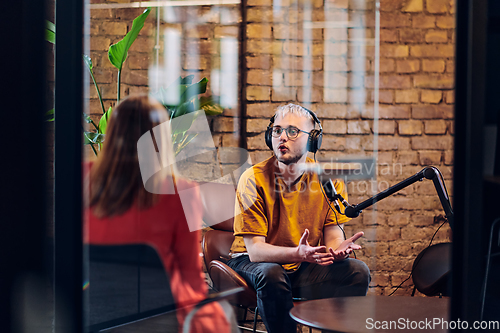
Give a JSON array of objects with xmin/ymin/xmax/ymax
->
[{"xmin": 290, "ymin": 296, "xmax": 449, "ymax": 333}]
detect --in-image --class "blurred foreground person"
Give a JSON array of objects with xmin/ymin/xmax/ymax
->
[{"xmin": 84, "ymin": 94, "xmax": 230, "ymax": 333}]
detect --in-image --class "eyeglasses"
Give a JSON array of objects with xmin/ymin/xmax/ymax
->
[{"xmin": 271, "ymin": 126, "xmax": 310, "ymax": 139}]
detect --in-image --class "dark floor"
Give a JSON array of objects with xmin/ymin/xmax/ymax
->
[{"xmin": 100, "ymin": 305, "xmax": 318, "ymax": 333}]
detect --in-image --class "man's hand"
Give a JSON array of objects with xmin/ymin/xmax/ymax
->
[
  {"xmin": 328, "ymin": 231, "xmax": 363, "ymax": 262},
  {"xmin": 297, "ymin": 229, "xmax": 335, "ymax": 265}
]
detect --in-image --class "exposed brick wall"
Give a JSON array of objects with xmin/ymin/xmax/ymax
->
[
  {"xmin": 352, "ymin": 0, "xmax": 454, "ymax": 296},
  {"xmin": 243, "ymin": 0, "xmax": 454, "ymax": 296},
  {"xmin": 87, "ymin": 0, "xmax": 455, "ymax": 296},
  {"xmin": 87, "ymin": 2, "xmax": 242, "ymax": 172}
]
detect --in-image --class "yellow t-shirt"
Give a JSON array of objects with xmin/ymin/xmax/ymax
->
[{"xmin": 229, "ymin": 156, "xmax": 350, "ymax": 271}]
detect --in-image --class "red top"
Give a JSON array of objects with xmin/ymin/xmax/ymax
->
[{"xmin": 84, "ymin": 163, "xmax": 229, "ymax": 332}]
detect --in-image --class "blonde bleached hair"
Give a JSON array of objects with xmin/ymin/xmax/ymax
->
[{"xmin": 274, "ymin": 103, "xmax": 315, "ymax": 127}]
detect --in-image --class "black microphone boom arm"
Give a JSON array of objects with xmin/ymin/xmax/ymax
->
[{"xmin": 343, "ymin": 167, "xmax": 454, "ymax": 229}]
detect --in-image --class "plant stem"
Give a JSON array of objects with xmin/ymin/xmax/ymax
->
[
  {"xmin": 90, "ymin": 143, "xmax": 98, "ymax": 156},
  {"xmin": 117, "ymin": 70, "xmax": 121, "ymax": 102},
  {"xmin": 88, "ymin": 66, "xmax": 106, "ymax": 115},
  {"xmin": 90, "ymin": 119, "xmax": 99, "ymax": 131}
]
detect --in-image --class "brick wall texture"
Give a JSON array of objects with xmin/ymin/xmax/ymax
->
[
  {"xmin": 87, "ymin": 1, "xmax": 242, "ymax": 164},
  {"xmin": 242, "ymin": 0, "xmax": 454, "ymax": 296},
  {"xmin": 88, "ymin": 0, "xmax": 455, "ymax": 296}
]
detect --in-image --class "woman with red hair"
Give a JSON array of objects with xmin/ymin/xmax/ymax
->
[{"xmin": 84, "ymin": 94, "xmax": 230, "ymax": 332}]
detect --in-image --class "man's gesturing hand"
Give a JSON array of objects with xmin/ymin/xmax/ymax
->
[
  {"xmin": 329, "ymin": 231, "xmax": 364, "ymax": 262},
  {"xmin": 297, "ymin": 229, "xmax": 334, "ymax": 265}
]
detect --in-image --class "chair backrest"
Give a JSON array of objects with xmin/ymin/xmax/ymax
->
[
  {"xmin": 202, "ymin": 229, "xmax": 235, "ymax": 268},
  {"xmin": 412, "ymin": 242, "xmax": 451, "ymax": 296},
  {"xmin": 199, "ymin": 182, "xmax": 238, "ymax": 271},
  {"xmin": 199, "ymin": 182, "xmax": 237, "ymax": 231},
  {"xmin": 202, "ymin": 226, "xmax": 258, "ymax": 308},
  {"xmin": 86, "ymin": 244, "xmax": 177, "ymax": 332},
  {"xmin": 199, "ymin": 182, "xmax": 263, "ymax": 309}
]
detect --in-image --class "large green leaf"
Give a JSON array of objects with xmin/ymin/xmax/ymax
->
[
  {"xmin": 84, "ymin": 132, "xmax": 105, "ymax": 145},
  {"xmin": 153, "ymin": 87, "xmax": 167, "ymax": 106},
  {"xmin": 45, "ymin": 20, "xmax": 55, "ymax": 44},
  {"xmin": 108, "ymin": 8, "xmax": 151, "ymax": 71},
  {"xmin": 83, "ymin": 55, "xmax": 93, "ymax": 70},
  {"xmin": 180, "ymin": 78, "xmax": 208, "ymax": 104},
  {"xmin": 168, "ymin": 75, "xmax": 194, "ymax": 88},
  {"xmin": 199, "ymin": 96, "xmax": 223, "ymax": 116},
  {"xmin": 155, "ymin": 84, "xmax": 189, "ymax": 111},
  {"xmin": 175, "ymin": 97, "xmax": 199, "ymax": 118},
  {"xmin": 180, "ymin": 75, "xmax": 195, "ymax": 84},
  {"xmin": 99, "ymin": 106, "xmax": 113, "ymax": 134},
  {"xmin": 170, "ymin": 111, "xmax": 199, "ymax": 135},
  {"xmin": 155, "ymin": 75, "xmax": 196, "ymax": 109},
  {"xmin": 174, "ymin": 133, "xmax": 198, "ymax": 156}
]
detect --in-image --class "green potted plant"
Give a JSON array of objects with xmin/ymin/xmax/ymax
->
[
  {"xmin": 47, "ymin": 8, "xmax": 222, "ymax": 156},
  {"xmin": 152, "ymin": 75, "xmax": 223, "ymax": 155}
]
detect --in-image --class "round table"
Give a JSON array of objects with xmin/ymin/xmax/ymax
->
[{"xmin": 290, "ymin": 296, "xmax": 449, "ymax": 332}]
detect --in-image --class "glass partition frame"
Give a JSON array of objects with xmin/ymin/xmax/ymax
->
[{"xmin": 83, "ymin": 0, "xmax": 381, "ymax": 331}]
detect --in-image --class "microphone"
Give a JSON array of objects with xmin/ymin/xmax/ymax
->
[{"xmin": 322, "ymin": 179, "xmax": 350, "ymax": 214}]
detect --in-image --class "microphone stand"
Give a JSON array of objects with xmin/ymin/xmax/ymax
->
[
  {"xmin": 341, "ymin": 166, "xmax": 454, "ymax": 228},
  {"xmin": 329, "ymin": 166, "xmax": 454, "ymax": 297}
]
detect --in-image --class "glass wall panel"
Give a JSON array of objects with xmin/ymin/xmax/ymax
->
[
  {"xmin": 242, "ymin": 0, "xmax": 380, "ymax": 296},
  {"xmin": 83, "ymin": 1, "xmax": 243, "ymax": 331},
  {"xmin": 83, "ymin": 0, "xmax": 391, "ymax": 331}
]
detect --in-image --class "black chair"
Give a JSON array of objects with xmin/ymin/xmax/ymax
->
[
  {"xmin": 411, "ymin": 242, "xmax": 452, "ymax": 297},
  {"xmin": 86, "ymin": 244, "xmax": 176, "ymax": 332},
  {"xmin": 85, "ymin": 244, "xmax": 241, "ymax": 332}
]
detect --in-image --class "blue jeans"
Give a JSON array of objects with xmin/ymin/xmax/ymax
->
[{"xmin": 227, "ymin": 255, "xmax": 370, "ymax": 333}]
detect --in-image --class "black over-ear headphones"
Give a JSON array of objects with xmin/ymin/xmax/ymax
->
[{"xmin": 265, "ymin": 106, "xmax": 323, "ymax": 153}]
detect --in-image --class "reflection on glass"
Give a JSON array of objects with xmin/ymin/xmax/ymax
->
[
  {"xmin": 84, "ymin": 95, "xmax": 232, "ymax": 332},
  {"xmin": 84, "ymin": 0, "xmax": 384, "ymax": 331},
  {"xmin": 219, "ymin": 37, "xmax": 238, "ymax": 108},
  {"xmin": 156, "ymin": 28, "xmax": 182, "ymax": 104}
]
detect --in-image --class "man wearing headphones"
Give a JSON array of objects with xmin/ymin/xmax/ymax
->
[{"xmin": 227, "ymin": 103, "xmax": 370, "ymax": 333}]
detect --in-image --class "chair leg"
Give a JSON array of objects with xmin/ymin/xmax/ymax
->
[
  {"xmin": 243, "ymin": 307, "xmax": 247, "ymax": 322},
  {"xmin": 411, "ymin": 285, "xmax": 417, "ymax": 296},
  {"xmin": 253, "ymin": 306, "xmax": 259, "ymax": 333}
]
